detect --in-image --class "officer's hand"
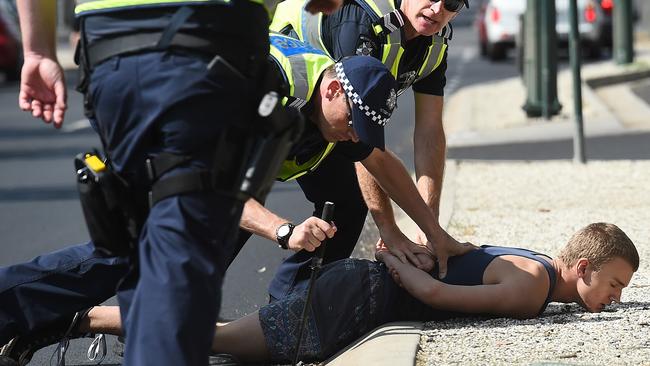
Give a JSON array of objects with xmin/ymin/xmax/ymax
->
[
  {"xmin": 377, "ymin": 229, "xmax": 431, "ymax": 270},
  {"xmin": 304, "ymin": 0, "xmax": 343, "ymax": 14},
  {"xmin": 288, "ymin": 217, "xmax": 336, "ymax": 252},
  {"xmin": 426, "ymin": 229, "xmax": 477, "ymax": 279},
  {"xmin": 18, "ymin": 54, "xmax": 67, "ymax": 128}
]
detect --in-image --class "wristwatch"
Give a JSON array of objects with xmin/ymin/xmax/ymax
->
[{"xmin": 276, "ymin": 222, "xmax": 295, "ymax": 249}]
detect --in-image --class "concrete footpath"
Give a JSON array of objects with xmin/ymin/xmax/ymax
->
[{"xmin": 326, "ymin": 35, "xmax": 650, "ymax": 365}]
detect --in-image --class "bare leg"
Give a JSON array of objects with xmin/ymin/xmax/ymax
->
[
  {"xmin": 77, "ymin": 306, "xmax": 122, "ymax": 335},
  {"xmin": 212, "ymin": 312, "xmax": 269, "ymax": 363},
  {"xmin": 78, "ymin": 306, "xmax": 269, "ymax": 362}
]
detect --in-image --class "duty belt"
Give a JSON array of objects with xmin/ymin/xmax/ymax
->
[{"xmin": 86, "ymin": 32, "xmax": 229, "ymax": 69}]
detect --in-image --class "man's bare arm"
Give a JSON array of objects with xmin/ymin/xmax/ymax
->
[
  {"xmin": 17, "ymin": 1, "xmax": 67, "ymax": 126},
  {"xmin": 377, "ymin": 251, "xmax": 546, "ymax": 319},
  {"xmin": 361, "ymin": 148, "xmax": 472, "ymax": 277},
  {"xmin": 356, "ymin": 163, "xmax": 427, "ymax": 267},
  {"xmin": 240, "ymin": 198, "xmax": 335, "ymax": 252},
  {"xmin": 413, "ymin": 93, "xmax": 446, "ymax": 217}
]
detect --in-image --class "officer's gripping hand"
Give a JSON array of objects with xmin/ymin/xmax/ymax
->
[
  {"xmin": 376, "ymin": 228, "xmax": 434, "ymax": 271},
  {"xmin": 289, "ymin": 217, "xmax": 336, "ymax": 252},
  {"xmin": 18, "ymin": 54, "xmax": 67, "ymax": 128},
  {"xmin": 304, "ymin": 0, "xmax": 343, "ymax": 14},
  {"xmin": 423, "ymin": 228, "xmax": 477, "ymax": 279}
]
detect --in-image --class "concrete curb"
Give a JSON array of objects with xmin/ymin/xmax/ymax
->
[
  {"xmin": 585, "ymin": 68, "xmax": 650, "ymax": 88},
  {"xmin": 324, "ymin": 322, "xmax": 424, "ymax": 365}
]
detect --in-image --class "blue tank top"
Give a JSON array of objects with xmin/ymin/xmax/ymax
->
[{"xmin": 383, "ymin": 245, "xmax": 557, "ymax": 321}]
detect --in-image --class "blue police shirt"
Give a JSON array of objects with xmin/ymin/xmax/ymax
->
[{"xmin": 318, "ymin": 0, "xmax": 448, "ymax": 96}]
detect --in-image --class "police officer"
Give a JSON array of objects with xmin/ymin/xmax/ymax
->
[
  {"xmin": 13, "ymin": 1, "xmax": 342, "ymax": 365},
  {"xmin": 0, "ymin": 32, "xmax": 457, "ymax": 365},
  {"xmin": 235, "ymin": 34, "xmax": 468, "ymax": 295},
  {"xmin": 268, "ymin": 0, "xmax": 469, "ymax": 297}
]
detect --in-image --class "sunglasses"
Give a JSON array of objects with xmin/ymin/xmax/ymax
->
[
  {"xmin": 342, "ymin": 91, "xmax": 353, "ymax": 127},
  {"xmin": 431, "ymin": 0, "xmax": 465, "ymax": 13}
]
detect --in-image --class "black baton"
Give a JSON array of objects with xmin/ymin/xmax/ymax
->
[{"xmin": 292, "ymin": 201, "xmax": 335, "ymax": 366}]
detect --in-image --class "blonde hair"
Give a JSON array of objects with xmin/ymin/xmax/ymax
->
[{"xmin": 558, "ymin": 223, "xmax": 639, "ymax": 271}]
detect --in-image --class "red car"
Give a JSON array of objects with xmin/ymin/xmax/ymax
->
[{"xmin": 0, "ymin": 6, "xmax": 21, "ymax": 81}]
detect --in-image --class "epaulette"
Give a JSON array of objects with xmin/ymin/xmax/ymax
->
[
  {"xmin": 436, "ymin": 22, "xmax": 453, "ymax": 41},
  {"xmin": 370, "ymin": 9, "xmax": 405, "ymax": 37}
]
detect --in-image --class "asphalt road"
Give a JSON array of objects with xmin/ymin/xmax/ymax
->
[{"xmin": 2, "ymin": 21, "xmax": 638, "ymax": 365}]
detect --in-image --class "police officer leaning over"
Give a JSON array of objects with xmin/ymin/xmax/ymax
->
[
  {"xmin": 12, "ymin": 0, "xmax": 342, "ymax": 365},
  {"xmin": 0, "ymin": 32, "xmax": 473, "ymax": 366},
  {"xmin": 268, "ymin": 0, "xmax": 469, "ymax": 297}
]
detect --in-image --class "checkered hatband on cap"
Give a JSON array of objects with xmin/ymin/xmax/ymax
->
[{"xmin": 334, "ymin": 62, "xmax": 390, "ymax": 127}]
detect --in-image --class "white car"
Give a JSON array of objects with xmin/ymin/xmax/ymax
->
[
  {"xmin": 476, "ymin": 0, "xmax": 612, "ymax": 61},
  {"xmin": 476, "ymin": 0, "xmax": 525, "ymax": 60}
]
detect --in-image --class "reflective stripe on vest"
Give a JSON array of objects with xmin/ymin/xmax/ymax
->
[
  {"xmin": 75, "ymin": 0, "xmax": 272, "ymax": 15},
  {"xmin": 269, "ymin": 33, "xmax": 337, "ymax": 181},
  {"xmin": 271, "ymin": 0, "xmax": 446, "ymax": 84},
  {"xmin": 276, "ymin": 142, "xmax": 336, "ymax": 182}
]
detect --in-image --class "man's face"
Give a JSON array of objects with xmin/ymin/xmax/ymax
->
[
  {"xmin": 320, "ymin": 86, "xmax": 359, "ymax": 143},
  {"xmin": 576, "ymin": 257, "xmax": 635, "ymax": 312},
  {"xmin": 401, "ymin": 0, "xmax": 461, "ymax": 36}
]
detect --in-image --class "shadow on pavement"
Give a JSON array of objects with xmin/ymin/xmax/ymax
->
[
  {"xmin": 0, "ymin": 127, "xmax": 94, "ymax": 140},
  {"xmin": 448, "ymin": 132, "xmax": 650, "ymax": 161},
  {"xmin": 0, "ymin": 146, "xmax": 100, "ymax": 160},
  {"xmin": 0, "ymin": 186, "xmax": 78, "ymax": 202}
]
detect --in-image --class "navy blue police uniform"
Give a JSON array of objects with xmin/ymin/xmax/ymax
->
[{"xmin": 78, "ymin": 4, "xmax": 271, "ymax": 366}]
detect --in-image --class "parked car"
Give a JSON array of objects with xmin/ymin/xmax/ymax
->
[
  {"xmin": 0, "ymin": 1, "xmax": 21, "ymax": 81},
  {"xmin": 477, "ymin": 0, "xmax": 613, "ymax": 61},
  {"xmin": 555, "ymin": 0, "xmax": 613, "ymax": 58},
  {"xmin": 475, "ymin": 0, "xmax": 525, "ymax": 60}
]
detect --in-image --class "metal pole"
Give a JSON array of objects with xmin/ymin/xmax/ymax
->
[
  {"xmin": 569, "ymin": 0, "xmax": 586, "ymax": 164},
  {"xmin": 614, "ymin": 0, "xmax": 634, "ymax": 64},
  {"xmin": 540, "ymin": 0, "xmax": 550, "ymax": 119}
]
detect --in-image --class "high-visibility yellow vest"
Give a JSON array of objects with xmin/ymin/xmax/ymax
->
[
  {"xmin": 270, "ymin": 0, "xmax": 448, "ymax": 87},
  {"xmin": 269, "ymin": 33, "xmax": 337, "ymax": 182},
  {"xmin": 75, "ymin": 0, "xmax": 276, "ymax": 16}
]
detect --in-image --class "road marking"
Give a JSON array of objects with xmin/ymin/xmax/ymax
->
[{"xmin": 62, "ymin": 118, "xmax": 91, "ymax": 132}]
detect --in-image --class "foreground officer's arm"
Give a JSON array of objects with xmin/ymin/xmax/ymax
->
[
  {"xmin": 239, "ymin": 198, "xmax": 336, "ymax": 252},
  {"xmin": 360, "ymin": 148, "xmax": 471, "ymax": 278},
  {"xmin": 16, "ymin": 0, "xmax": 67, "ymax": 127}
]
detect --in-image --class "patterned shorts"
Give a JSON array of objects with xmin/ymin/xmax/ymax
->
[{"xmin": 259, "ymin": 259, "xmax": 386, "ymax": 363}]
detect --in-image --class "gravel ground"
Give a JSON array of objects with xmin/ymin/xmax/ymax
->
[{"xmin": 417, "ymin": 160, "xmax": 650, "ymax": 366}]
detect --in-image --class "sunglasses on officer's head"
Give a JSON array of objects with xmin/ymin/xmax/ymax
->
[{"xmin": 431, "ymin": 0, "xmax": 466, "ymax": 13}]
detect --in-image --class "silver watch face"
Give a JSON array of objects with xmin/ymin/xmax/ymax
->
[{"xmin": 277, "ymin": 224, "xmax": 291, "ymax": 237}]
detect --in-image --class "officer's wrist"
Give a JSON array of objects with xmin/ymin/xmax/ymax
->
[{"xmin": 275, "ymin": 222, "xmax": 295, "ymax": 249}]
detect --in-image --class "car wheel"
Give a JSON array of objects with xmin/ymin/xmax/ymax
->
[
  {"xmin": 584, "ymin": 41, "xmax": 602, "ymax": 60},
  {"xmin": 479, "ymin": 40, "xmax": 487, "ymax": 56},
  {"xmin": 487, "ymin": 42, "xmax": 506, "ymax": 61}
]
